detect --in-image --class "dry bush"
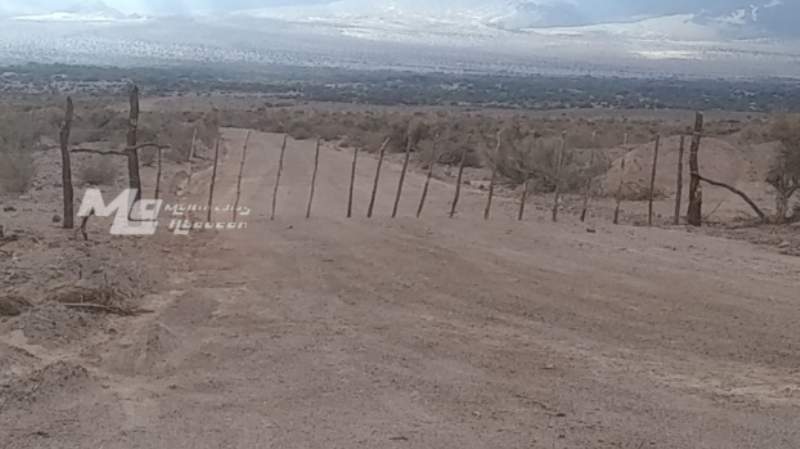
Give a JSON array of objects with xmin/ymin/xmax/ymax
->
[
  {"xmin": 78, "ymin": 157, "xmax": 119, "ymax": 186},
  {"xmin": 287, "ymin": 119, "xmax": 314, "ymax": 140},
  {"xmin": 195, "ymin": 111, "xmax": 221, "ymax": 149},
  {"xmin": 417, "ymin": 122, "xmax": 483, "ymax": 168},
  {"xmin": 139, "ymin": 147, "xmax": 158, "ymax": 166},
  {"xmin": 71, "ymin": 106, "xmax": 127, "ymax": 143},
  {"xmin": 617, "ymin": 183, "xmax": 668, "ymax": 202},
  {"xmin": 385, "ymin": 118, "xmax": 431, "ymax": 153},
  {"xmin": 137, "ymin": 111, "xmax": 218, "ymax": 161},
  {"xmin": 0, "ymin": 108, "xmax": 49, "ymax": 193},
  {"xmin": 0, "ymin": 150, "xmax": 36, "ymax": 193},
  {"xmin": 767, "ymin": 115, "xmax": 800, "ymax": 222},
  {"xmin": 488, "ymin": 127, "xmax": 584, "ymax": 193}
]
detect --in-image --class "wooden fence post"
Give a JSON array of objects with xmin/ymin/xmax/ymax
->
[
  {"xmin": 306, "ymin": 139, "xmax": 321, "ymax": 219},
  {"xmin": 674, "ymin": 135, "xmax": 685, "ymax": 225},
  {"xmin": 580, "ymin": 131, "xmax": 597, "ymax": 222},
  {"xmin": 392, "ymin": 135, "xmax": 413, "ymax": 218},
  {"xmin": 484, "ymin": 130, "xmax": 501, "ymax": 220},
  {"xmin": 450, "ymin": 146, "xmax": 467, "ymax": 218},
  {"xmin": 233, "ymin": 131, "xmax": 251, "ymax": 222},
  {"xmin": 518, "ymin": 178, "xmax": 530, "ymax": 221},
  {"xmin": 154, "ymin": 147, "xmax": 163, "ymax": 201},
  {"xmin": 271, "ymin": 135, "xmax": 288, "ymax": 221},
  {"xmin": 367, "ymin": 138, "xmax": 390, "ymax": 218},
  {"xmin": 648, "ymin": 135, "xmax": 661, "ymax": 226},
  {"xmin": 551, "ymin": 132, "xmax": 566, "ymax": 223},
  {"xmin": 687, "ymin": 112, "xmax": 704, "ymax": 226},
  {"xmin": 347, "ymin": 147, "xmax": 359, "ymax": 218},
  {"xmin": 189, "ymin": 127, "xmax": 197, "ymax": 162},
  {"xmin": 614, "ymin": 158, "xmax": 627, "ymax": 225},
  {"xmin": 207, "ymin": 138, "xmax": 221, "ymax": 222},
  {"xmin": 59, "ymin": 97, "xmax": 74, "ymax": 229},
  {"xmin": 417, "ymin": 147, "xmax": 437, "ymax": 218},
  {"xmin": 126, "ymin": 85, "xmax": 142, "ymax": 202}
]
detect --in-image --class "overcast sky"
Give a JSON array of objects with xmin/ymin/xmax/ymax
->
[
  {"xmin": 0, "ymin": 0, "xmax": 793, "ymax": 33},
  {"xmin": 0, "ymin": 0, "xmax": 782, "ymax": 15}
]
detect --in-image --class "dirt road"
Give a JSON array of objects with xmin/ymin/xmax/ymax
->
[{"xmin": 3, "ymin": 129, "xmax": 800, "ymax": 448}]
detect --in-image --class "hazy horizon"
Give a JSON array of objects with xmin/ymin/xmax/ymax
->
[{"xmin": 0, "ymin": 0, "xmax": 798, "ymax": 79}]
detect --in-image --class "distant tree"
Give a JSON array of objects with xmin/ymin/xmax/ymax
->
[{"xmin": 768, "ymin": 116, "xmax": 800, "ymax": 223}]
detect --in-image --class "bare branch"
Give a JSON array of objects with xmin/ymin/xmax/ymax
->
[
  {"xmin": 71, "ymin": 143, "xmax": 170, "ymax": 157},
  {"xmin": 71, "ymin": 148, "xmax": 127, "ymax": 157},
  {"xmin": 698, "ymin": 174, "xmax": 767, "ymax": 223}
]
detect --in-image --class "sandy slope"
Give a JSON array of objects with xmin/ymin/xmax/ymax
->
[{"xmin": 2, "ymin": 128, "xmax": 800, "ymax": 448}]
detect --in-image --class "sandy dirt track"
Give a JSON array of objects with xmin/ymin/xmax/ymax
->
[{"xmin": 2, "ymin": 128, "xmax": 800, "ymax": 448}]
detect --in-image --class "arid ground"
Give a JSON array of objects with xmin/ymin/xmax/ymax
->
[{"xmin": 2, "ymin": 127, "xmax": 799, "ymax": 448}]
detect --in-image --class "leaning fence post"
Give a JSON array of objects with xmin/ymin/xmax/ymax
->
[
  {"xmin": 367, "ymin": 138, "xmax": 390, "ymax": 218},
  {"xmin": 59, "ymin": 97, "xmax": 74, "ymax": 229},
  {"xmin": 207, "ymin": 138, "xmax": 221, "ymax": 222},
  {"xmin": 233, "ymin": 131, "xmax": 251, "ymax": 222},
  {"xmin": 648, "ymin": 135, "xmax": 661, "ymax": 226},
  {"xmin": 417, "ymin": 146, "xmax": 437, "ymax": 218},
  {"xmin": 271, "ymin": 135, "xmax": 288, "ymax": 221},
  {"xmin": 484, "ymin": 130, "xmax": 501, "ymax": 220},
  {"xmin": 450, "ymin": 146, "xmax": 468, "ymax": 218},
  {"xmin": 551, "ymin": 132, "xmax": 566, "ymax": 223},
  {"xmin": 347, "ymin": 147, "xmax": 359, "ymax": 218},
  {"xmin": 306, "ymin": 139, "xmax": 321, "ymax": 219},
  {"xmin": 674, "ymin": 135, "xmax": 686, "ymax": 225},
  {"xmin": 392, "ymin": 134, "xmax": 413, "ymax": 218}
]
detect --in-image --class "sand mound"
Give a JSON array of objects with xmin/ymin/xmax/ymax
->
[
  {"xmin": 0, "ymin": 295, "xmax": 31, "ymax": 317},
  {"xmin": 0, "ymin": 343, "xmax": 39, "ymax": 385},
  {"xmin": 16, "ymin": 304, "xmax": 98, "ymax": 347},
  {"xmin": 44, "ymin": 282, "xmax": 131, "ymax": 308},
  {"xmin": 106, "ymin": 322, "xmax": 179, "ymax": 375},
  {"xmin": 601, "ymin": 136, "xmax": 780, "ymax": 198},
  {"xmin": 0, "ymin": 361, "xmax": 90, "ymax": 410}
]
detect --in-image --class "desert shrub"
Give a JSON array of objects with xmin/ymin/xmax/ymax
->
[
  {"xmin": 488, "ymin": 128, "xmax": 583, "ymax": 193},
  {"xmin": 767, "ymin": 115, "xmax": 800, "ymax": 222},
  {"xmin": 70, "ymin": 105, "xmax": 129, "ymax": 144},
  {"xmin": 385, "ymin": 118, "xmax": 431, "ymax": 153},
  {"xmin": 0, "ymin": 150, "xmax": 36, "ymax": 193},
  {"xmin": 617, "ymin": 183, "xmax": 668, "ymax": 202},
  {"xmin": 419, "ymin": 138, "xmax": 482, "ymax": 168},
  {"xmin": 287, "ymin": 120, "xmax": 314, "ymax": 140},
  {"xmin": 416, "ymin": 123, "xmax": 483, "ymax": 168},
  {"xmin": 199, "ymin": 111, "xmax": 220, "ymax": 146},
  {"xmin": 139, "ymin": 147, "xmax": 158, "ymax": 166},
  {"xmin": 0, "ymin": 109, "xmax": 49, "ymax": 193},
  {"xmin": 78, "ymin": 157, "xmax": 119, "ymax": 186}
]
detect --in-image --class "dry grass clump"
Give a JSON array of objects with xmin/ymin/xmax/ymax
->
[
  {"xmin": 767, "ymin": 115, "xmax": 800, "ymax": 222},
  {"xmin": 0, "ymin": 150, "xmax": 36, "ymax": 193},
  {"xmin": 46, "ymin": 284, "xmax": 128, "ymax": 307},
  {"xmin": 616, "ymin": 184, "xmax": 668, "ymax": 202},
  {"xmin": 0, "ymin": 107, "xmax": 53, "ymax": 193},
  {"xmin": 78, "ymin": 157, "xmax": 119, "ymax": 186}
]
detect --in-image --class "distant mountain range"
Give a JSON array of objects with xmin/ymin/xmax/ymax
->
[
  {"xmin": 0, "ymin": 0, "xmax": 797, "ymax": 78},
  {"xmin": 1, "ymin": 0, "xmax": 797, "ymax": 36}
]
